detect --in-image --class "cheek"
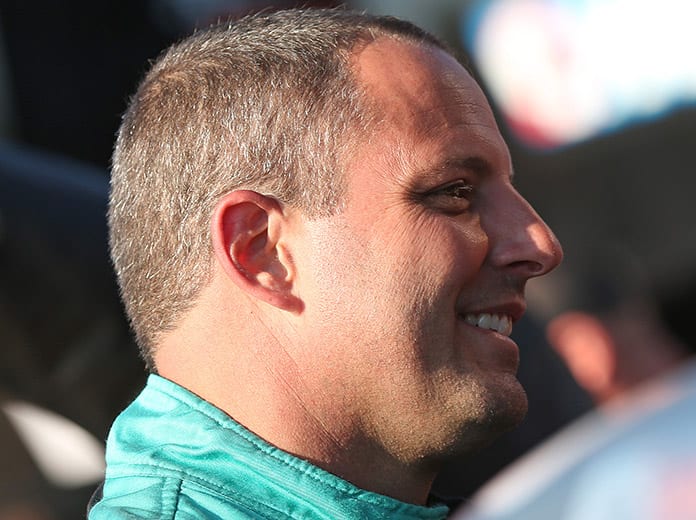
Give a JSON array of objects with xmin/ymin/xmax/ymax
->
[
  {"xmin": 452, "ymin": 222, "xmax": 489, "ymax": 276},
  {"xmin": 365, "ymin": 217, "xmax": 489, "ymax": 344},
  {"xmin": 302, "ymin": 211, "xmax": 488, "ymax": 340},
  {"xmin": 382, "ymin": 214, "xmax": 489, "ymax": 286},
  {"xmin": 301, "ymin": 219, "xmax": 383, "ymax": 328}
]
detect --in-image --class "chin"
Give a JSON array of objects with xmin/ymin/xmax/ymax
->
[
  {"xmin": 486, "ymin": 374, "xmax": 528, "ymax": 430},
  {"xmin": 447, "ymin": 376, "xmax": 529, "ymax": 457}
]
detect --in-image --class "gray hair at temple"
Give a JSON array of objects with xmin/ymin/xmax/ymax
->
[{"xmin": 107, "ymin": 8, "xmax": 449, "ymax": 369}]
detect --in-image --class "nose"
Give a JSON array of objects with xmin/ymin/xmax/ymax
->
[{"xmin": 487, "ymin": 188, "xmax": 563, "ymax": 278}]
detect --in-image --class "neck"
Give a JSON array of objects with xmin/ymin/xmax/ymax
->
[
  {"xmin": 219, "ymin": 349, "xmax": 439, "ymax": 505},
  {"xmin": 154, "ymin": 283, "xmax": 437, "ymax": 506},
  {"xmin": 158, "ymin": 339, "xmax": 438, "ymax": 506},
  {"xmin": 321, "ymin": 448, "xmax": 438, "ymax": 505}
]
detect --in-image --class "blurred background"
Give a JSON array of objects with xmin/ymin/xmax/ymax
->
[{"xmin": 0, "ymin": 0, "xmax": 694, "ymax": 518}]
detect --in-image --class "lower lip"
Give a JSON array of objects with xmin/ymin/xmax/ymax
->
[
  {"xmin": 457, "ymin": 316, "xmax": 512, "ymax": 339},
  {"xmin": 458, "ymin": 318, "xmax": 520, "ymax": 359}
]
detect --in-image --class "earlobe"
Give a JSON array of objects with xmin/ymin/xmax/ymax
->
[{"xmin": 211, "ymin": 190, "xmax": 302, "ymax": 313}]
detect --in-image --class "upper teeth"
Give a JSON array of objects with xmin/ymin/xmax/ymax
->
[{"xmin": 463, "ymin": 313, "xmax": 513, "ymax": 336}]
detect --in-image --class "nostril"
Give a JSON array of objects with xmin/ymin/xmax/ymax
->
[
  {"xmin": 530, "ymin": 260, "xmax": 547, "ymax": 275},
  {"xmin": 510, "ymin": 259, "xmax": 546, "ymax": 277}
]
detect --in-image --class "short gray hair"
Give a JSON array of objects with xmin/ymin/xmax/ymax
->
[{"xmin": 108, "ymin": 8, "xmax": 447, "ymax": 369}]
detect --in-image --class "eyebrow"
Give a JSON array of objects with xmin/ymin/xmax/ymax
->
[{"xmin": 421, "ymin": 156, "xmax": 514, "ymax": 182}]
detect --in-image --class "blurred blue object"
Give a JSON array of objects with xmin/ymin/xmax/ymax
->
[
  {"xmin": 453, "ymin": 358, "xmax": 696, "ymax": 520},
  {"xmin": 0, "ymin": 139, "xmax": 110, "ymax": 267}
]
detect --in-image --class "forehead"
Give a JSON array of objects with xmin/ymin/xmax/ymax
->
[{"xmin": 350, "ymin": 37, "xmax": 510, "ymax": 180}]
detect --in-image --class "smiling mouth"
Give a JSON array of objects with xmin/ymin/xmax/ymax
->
[{"xmin": 461, "ymin": 313, "xmax": 513, "ymax": 336}]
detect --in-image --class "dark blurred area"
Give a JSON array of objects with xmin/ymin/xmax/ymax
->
[
  {"xmin": 0, "ymin": 1, "xmax": 694, "ymax": 518},
  {"xmin": 0, "ymin": 0, "xmax": 339, "ymax": 169},
  {"xmin": 0, "ymin": 142, "xmax": 141, "ymax": 433},
  {"xmin": 0, "ymin": 2, "xmax": 171, "ymax": 168},
  {"xmin": 0, "ymin": 142, "xmax": 145, "ymax": 517}
]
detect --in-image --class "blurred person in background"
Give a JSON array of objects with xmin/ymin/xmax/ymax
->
[
  {"xmin": 454, "ymin": 250, "xmax": 696, "ymax": 520},
  {"xmin": 88, "ymin": 7, "xmax": 562, "ymax": 518},
  {"xmin": 546, "ymin": 247, "xmax": 690, "ymax": 406}
]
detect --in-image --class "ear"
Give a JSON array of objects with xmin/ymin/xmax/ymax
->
[
  {"xmin": 211, "ymin": 190, "xmax": 302, "ymax": 313},
  {"xmin": 546, "ymin": 311, "xmax": 617, "ymax": 401}
]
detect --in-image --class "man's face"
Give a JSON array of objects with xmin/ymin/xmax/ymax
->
[{"xmin": 290, "ymin": 38, "xmax": 562, "ymax": 465}]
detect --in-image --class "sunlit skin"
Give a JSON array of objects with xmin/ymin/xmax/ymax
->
[
  {"xmin": 282, "ymin": 38, "xmax": 563, "ymax": 501},
  {"xmin": 157, "ymin": 36, "xmax": 562, "ymax": 506}
]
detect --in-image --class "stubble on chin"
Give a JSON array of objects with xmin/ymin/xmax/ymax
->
[{"xmin": 430, "ymin": 372, "xmax": 529, "ymax": 461}]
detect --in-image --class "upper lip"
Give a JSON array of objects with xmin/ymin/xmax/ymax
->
[{"xmin": 458, "ymin": 299, "xmax": 526, "ymax": 324}]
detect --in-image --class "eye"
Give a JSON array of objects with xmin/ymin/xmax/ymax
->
[
  {"xmin": 423, "ymin": 180, "xmax": 474, "ymax": 214},
  {"xmin": 441, "ymin": 180, "xmax": 473, "ymax": 199}
]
